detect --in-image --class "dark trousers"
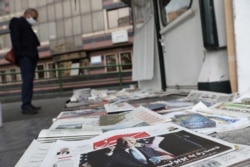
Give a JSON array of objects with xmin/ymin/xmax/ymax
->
[{"xmin": 18, "ymin": 57, "xmax": 37, "ymax": 109}]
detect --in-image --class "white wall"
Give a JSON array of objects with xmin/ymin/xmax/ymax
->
[{"xmin": 233, "ymin": 0, "xmax": 250, "ymax": 94}]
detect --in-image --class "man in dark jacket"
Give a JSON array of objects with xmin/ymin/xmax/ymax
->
[{"xmin": 9, "ymin": 8, "xmax": 41, "ymax": 114}]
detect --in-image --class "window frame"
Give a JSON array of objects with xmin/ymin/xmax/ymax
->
[
  {"xmin": 119, "ymin": 51, "xmax": 132, "ymax": 71},
  {"xmin": 159, "ymin": 0, "xmax": 193, "ymax": 26}
]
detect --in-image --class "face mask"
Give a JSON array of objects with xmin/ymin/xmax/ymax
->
[{"xmin": 26, "ymin": 17, "xmax": 37, "ymax": 25}]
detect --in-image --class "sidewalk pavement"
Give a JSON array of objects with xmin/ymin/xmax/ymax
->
[{"xmin": 0, "ymin": 94, "xmax": 70, "ymax": 167}]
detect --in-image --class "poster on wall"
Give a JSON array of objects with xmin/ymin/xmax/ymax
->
[{"xmin": 91, "ymin": 56, "xmax": 102, "ymax": 65}]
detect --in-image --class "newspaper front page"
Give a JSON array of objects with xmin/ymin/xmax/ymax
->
[{"xmin": 40, "ymin": 123, "xmax": 235, "ymax": 167}]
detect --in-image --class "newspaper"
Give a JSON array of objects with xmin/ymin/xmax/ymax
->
[
  {"xmin": 90, "ymin": 88, "xmax": 171, "ymax": 103},
  {"xmin": 50, "ymin": 106, "xmax": 168, "ymax": 133},
  {"xmin": 40, "ymin": 139, "xmax": 91, "ymax": 167},
  {"xmin": 55, "ymin": 108, "xmax": 106, "ymax": 120},
  {"xmin": 181, "ymin": 90, "xmax": 235, "ymax": 107},
  {"xmin": 104, "ymin": 102, "xmax": 135, "ymax": 113},
  {"xmin": 16, "ymin": 89, "xmax": 250, "ymax": 167},
  {"xmin": 210, "ymin": 102, "xmax": 250, "ymax": 119},
  {"xmin": 15, "ymin": 140, "xmax": 54, "ymax": 167},
  {"xmin": 37, "ymin": 126, "xmax": 103, "ymax": 142},
  {"xmin": 133, "ymin": 100, "xmax": 194, "ymax": 114},
  {"xmin": 40, "ymin": 123, "xmax": 235, "ymax": 167}
]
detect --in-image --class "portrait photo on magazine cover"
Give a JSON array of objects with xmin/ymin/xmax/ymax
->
[{"xmin": 78, "ymin": 130, "xmax": 232, "ymax": 167}]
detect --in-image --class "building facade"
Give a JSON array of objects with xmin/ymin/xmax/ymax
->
[{"xmin": 0, "ymin": 0, "xmax": 133, "ymax": 89}]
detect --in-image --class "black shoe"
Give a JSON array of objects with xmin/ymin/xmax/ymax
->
[
  {"xmin": 22, "ymin": 107, "xmax": 38, "ymax": 114},
  {"xmin": 31, "ymin": 105, "xmax": 41, "ymax": 110}
]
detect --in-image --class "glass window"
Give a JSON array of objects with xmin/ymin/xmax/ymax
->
[
  {"xmin": 47, "ymin": 4, "xmax": 55, "ymax": 22},
  {"xmin": 120, "ymin": 52, "xmax": 132, "ymax": 71},
  {"xmin": 38, "ymin": 0, "xmax": 47, "ymax": 7},
  {"xmin": 71, "ymin": 0, "xmax": 81, "ymax": 16},
  {"xmin": 48, "ymin": 22, "xmax": 56, "ymax": 39},
  {"xmin": 65, "ymin": 37, "xmax": 74, "ymax": 50},
  {"xmin": 37, "ymin": 64, "xmax": 45, "ymax": 79},
  {"xmin": 28, "ymin": 0, "xmax": 37, "ymax": 8},
  {"xmin": 55, "ymin": 2, "xmax": 63, "ymax": 20},
  {"xmin": 0, "ymin": 70, "xmax": 6, "ymax": 83},
  {"xmin": 199, "ymin": 0, "xmax": 218, "ymax": 48},
  {"xmin": 48, "ymin": 63, "xmax": 56, "ymax": 78},
  {"xmin": 49, "ymin": 39, "xmax": 57, "ymax": 53},
  {"xmin": 80, "ymin": 0, "xmax": 91, "ymax": 14},
  {"xmin": 0, "ymin": 1, "xmax": 5, "ymax": 16},
  {"xmin": 63, "ymin": 0, "xmax": 72, "ymax": 18},
  {"xmin": 118, "ymin": 7, "xmax": 131, "ymax": 27},
  {"xmin": 57, "ymin": 38, "xmax": 66, "ymax": 52},
  {"xmin": 108, "ymin": 7, "xmax": 131, "ymax": 29},
  {"xmin": 0, "ymin": 34, "xmax": 12, "ymax": 49},
  {"xmin": 91, "ymin": 0, "xmax": 102, "ymax": 11},
  {"xmin": 118, "ymin": 7, "xmax": 130, "ymax": 18},
  {"xmin": 160, "ymin": 0, "xmax": 192, "ymax": 26},
  {"xmin": 9, "ymin": 0, "xmax": 14, "ymax": 13},
  {"xmin": 82, "ymin": 14, "xmax": 93, "ymax": 34},
  {"xmin": 21, "ymin": 0, "xmax": 29, "ymax": 11},
  {"xmin": 93, "ymin": 11, "xmax": 105, "ymax": 32},
  {"xmin": 10, "ymin": 69, "xmax": 17, "ymax": 81},
  {"xmin": 80, "ymin": 58, "xmax": 90, "ymax": 75},
  {"xmin": 15, "ymin": 0, "xmax": 22, "ymax": 11},
  {"xmin": 74, "ymin": 35, "xmax": 83, "ymax": 48},
  {"xmin": 38, "ymin": 23, "xmax": 49, "ymax": 42},
  {"xmin": 108, "ymin": 10, "xmax": 118, "ymax": 28},
  {"xmin": 72, "ymin": 16, "xmax": 82, "ymax": 35},
  {"xmin": 38, "ymin": 7, "xmax": 48, "ymax": 23},
  {"xmin": 64, "ymin": 18, "xmax": 73, "ymax": 37},
  {"xmin": 105, "ymin": 54, "xmax": 117, "ymax": 72},
  {"xmin": 47, "ymin": 0, "xmax": 54, "ymax": 4},
  {"xmin": 56, "ymin": 20, "xmax": 65, "ymax": 38}
]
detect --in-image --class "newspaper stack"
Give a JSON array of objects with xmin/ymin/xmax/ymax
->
[{"xmin": 15, "ymin": 89, "xmax": 250, "ymax": 167}]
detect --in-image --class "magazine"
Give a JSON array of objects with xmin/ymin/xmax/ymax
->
[
  {"xmin": 163, "ymin": 102, "xmax": 250, "ymax": 134},
  {"xmin": 174, "ymin": 113, "xmax": 216, "ymax": 129}
]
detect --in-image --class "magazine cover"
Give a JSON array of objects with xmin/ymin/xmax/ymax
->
[
  {"xmin": 74, "ymin": 123, "xmax": 234, "ymax": 167},
  {"xmin": 174, "ymin": 113, "xmax": 216, "ymax": 129}
]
